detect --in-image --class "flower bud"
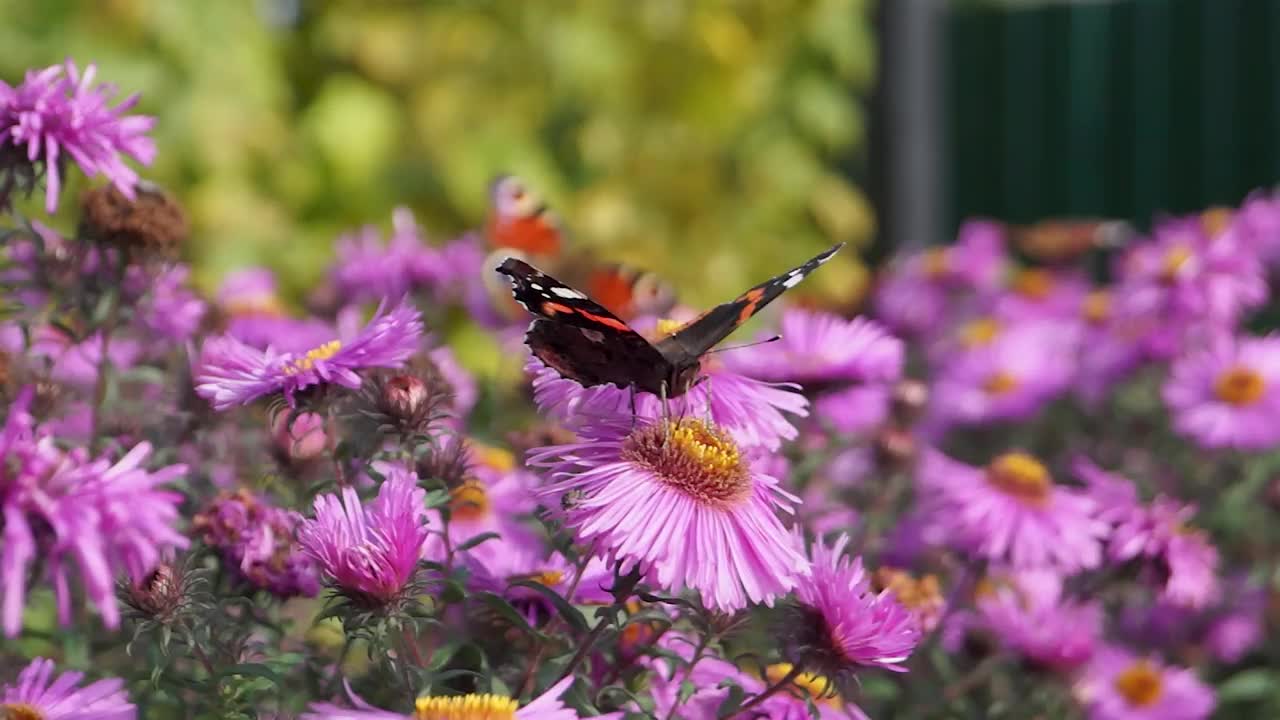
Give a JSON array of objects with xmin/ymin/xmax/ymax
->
[
  {"xmin": 271, "ymin": 411, "xmax": 327, "ymax": 463},
  {"xmin": 121, "ymin": 563, "xmax": 183, "ymax": 621},
  {"xmin": 382, "ymin": 374, "xmax": 429, "ymax": 422}
]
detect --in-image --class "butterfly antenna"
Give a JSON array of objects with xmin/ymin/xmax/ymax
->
[{"xmin": 704, "ymin": 335, "xmax": 783, "ymax": 355}]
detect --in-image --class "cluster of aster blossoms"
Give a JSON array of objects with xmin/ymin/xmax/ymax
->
[{"xmin": 6, "ymin": 55, "xmax": 1280, "ymax": 720}]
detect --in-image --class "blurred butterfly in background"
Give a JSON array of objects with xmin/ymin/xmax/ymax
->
[
  {"xmin": 481, "ymin": 174, "xmax": 676, "ymax": 322},
  {"xmin": 1009, "ymin": 218, "xmax": 1134, "ymax": 265}
]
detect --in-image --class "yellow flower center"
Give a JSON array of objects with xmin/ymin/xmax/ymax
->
[
  {"xmin": 763, "ymin": 664, "xmax": 841, "ymax": 707},
  {"xmin": 982, "ymin": 371, "xmax": 1019, "ymax": 396},
  {"xmin": 622, "ymin": 419, "xmax": 750, "ymax": 507},
  {"xmin": 1, "ymin": 705, "xmax": 46, "ymax": 720},
  {"xmin": 923, "ymin": 247, "xmax": 950, "ymax": 278},
  {"xmin": 959, "ymin": 317, "xmax": 1001, "ymax": 348},
  {"xmin": 1113, "ymin": 661, "xmax": 1163, "ymax": 707},
  {"xmin": 1214, "ymin": 366, "xmax": 1265, "ymax": 406},
  {"xmin": 1012, "ymin": 268, "xmax": 1054, "ymax": 300},
  {"xmin": 1160, "ymin": 244, "xmax": 1194, "ymax": 281},
  {"xmin": 222, "ymin": 296, "xmax": 285, "ymax": 317},
  {"xmin": 986, "ymin": 452, "xmax": 1052, "ymax": 505},
  {"xmin": 655, "ymin": 318, "xmax": 686, "ymax": 336},
  {"xmin": 1082, "ymin": 290, "xmax": 1111, "ymax": 324},
  {"xmin": 475, "ymin": 444, "xmax": 516, "ymax": 472},
  {"xmin": 873, "ymin": 567, "xmax": 942, "ymax": 612},
  {"xmin": 414, "ymin": 694, "xmax": 519, "ymax": 720},
  {"xmin": 1201, "ymin": 207, "xmax": 1233, "ymax": 238},
  {"xmin": 450, "ymin": 480, "xmax": 491, "ymax": 522},
  {"xmin": 283, "ymin": 340, "xmax": 342, "ymax": 375},
  {"xmin": 530, "ymin": 570, "xmax": 564, "ymax": 587}
]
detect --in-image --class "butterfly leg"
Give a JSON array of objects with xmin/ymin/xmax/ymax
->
[
  {"xmin": 660, "ymin": 381, "xmax": 671, "ymax": 442},
  {"xmin": 628, "ymin": 384, "xmax": 638, "ymax": 428},
  {"xmin": 703, "ymin": 375, "xmax": 713, "ymax": 424}
]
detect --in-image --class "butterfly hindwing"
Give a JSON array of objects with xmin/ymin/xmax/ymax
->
[{"xmin": 660, "ymin": 242, "xmax": 844, "ymax": 359}]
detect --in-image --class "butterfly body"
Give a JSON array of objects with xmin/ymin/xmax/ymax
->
[{"xmin": 496, "ymin": 243, "xmax": 843, "ymax": 398}]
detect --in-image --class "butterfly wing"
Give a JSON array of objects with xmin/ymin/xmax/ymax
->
[
  {"xmin": 659, "ymin": 243, "xmax": 844, "ymax": 360},
  {"xmin": 486, "ymin": 175, "xmax": 564, "ymax": 256},
  {"xmin": 495, "ymin": 257, "xmax": 672, "ymax": 391},
  {"xmin": 583, "ymin": 264, "xmax": 677, "ymax": 320}
]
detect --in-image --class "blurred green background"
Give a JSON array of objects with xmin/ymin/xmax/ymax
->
[{"xmin": 0, "ymin": 0, "xmax": 877, "ymax": 306}]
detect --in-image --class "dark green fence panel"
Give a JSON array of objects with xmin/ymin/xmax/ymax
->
[{"xmin": 947, "ymin": 0, "xmax": 1280, "ymax": 233}]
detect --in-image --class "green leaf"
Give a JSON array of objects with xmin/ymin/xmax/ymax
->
[
  {"xmin": 455, "ymin": 531, "xmax": 501, "ymax": 552},
  {"xmin": 475, "ymin": 592, "xmax": 544, "ymax": 640},
  {"xmin": 716, "ymin": 681, "xmax": 746, "ymax": 717},
  {"xmin": 1218, "ymin": 669, "xmax": 1275, "ymax": 703},
  {"xmin": 215, "ymin": 663, "xmax": 282, "ymax": 686},
  {"xmin": 510, "ymin": 579, "xmax": 589, "ymax": 634}
]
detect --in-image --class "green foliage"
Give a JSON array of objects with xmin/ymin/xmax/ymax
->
[{"xmin": 0, "ymin": 0, "xmax": 876, "ymax": 305}]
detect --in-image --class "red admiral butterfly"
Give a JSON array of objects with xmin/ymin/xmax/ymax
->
[
  {"xmin": 495, "ymin": 243, "xmax": 844, "ymax": 398},
  {"xmin": 481, "ymin": 175, "xmax": 676, "ymax": 322}
]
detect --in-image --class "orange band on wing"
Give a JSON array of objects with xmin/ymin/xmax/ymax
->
[
  {"xmin": 578, "ymin": 310, "xmax": 631, "ymax": 331},
  {"xmin": 736, "ymin": 287, "xmax": 766, "ymax": 323}
]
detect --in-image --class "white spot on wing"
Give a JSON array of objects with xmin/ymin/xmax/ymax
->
[
  {"xmin": 782, "ymin": 272, "xmax": 806, "ymax": 288},
  {"xmin": 551, "ymin": 286, "xmax": 587, "ymax": 299},
  {"xmin": 530, "ymin": 283, "xmax": 543, "ymax": 290}
]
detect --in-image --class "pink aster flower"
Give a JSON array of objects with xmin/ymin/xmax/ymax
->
[
  {"xmin": 303, "ymin": 676, "xmax": 612, "ymax": 720},
  {"xmin": 194, "ymin": 489, "xmax": 319, "ymax": 599},
  {"xmin": 812, "ymin": 384, "xmax": 891, "ymax": 435},
  {"xmin": 971, "ymin": 569, "xmax": 1101, "ymax": 671},
  {"xmin": 330, "ymin": 207, "xmax": 446, "ymax": 305},
  {"xmin": 194, "ymin": 296, "xmax": 423, "ymax": 410},
  {"xmin": 0, "ymin": 387, "xmax": 189, "ymax": 637},
  {"xmin": 129, "ymin": 263, "xmax": 207, "ymax": 345},
  {"xmin": 23, "ymin": 325, "xmax": 142, "ymax": 391},
  {"xmin": 1115, "ymin": 216, "xmax": 1266, "ymax": 330},
  {"xmin": 1162, "ymin": 332, "xmax": 1280, "ymax": 450},
  {"xmin": 529, "ymin": 415, "xmax": 808, "ymax": 611},
  {"xmin": 1227, "ymin": 187, "xmax": 1280, "ymax": 263},
  {"xmin": 0, "ymin": 59, "xmax": 155, "ymax": 214},
  {"xmin": 724, "ymin": 309, "xmax": 904, "ymax": 386},
  {"xmin": 1077, "ymin": 458, "xmax": 1219, "ymax": 608},
  {"xmin": 298, "ymin": 466, "xmax": 431, "ymax": 606},
  {"xmin": 1074, "ymin": 645, "xmax": 1214, "ymax": 720},
  {"xmin": 1, "ymin": 657, "xmax": 134, "ymax": 720},
  {"xmin": 873, "ymin": 219, "xmax": 1006, "ymax": 337},
  {"xmin": 992, "ymin": 267, "xmax": 1091, "ymax": 322},
  {"xmin": 1072, "ymin": 289, "xmax": 1147, "ymax": 407},
  {"xmin": 646, "ymin": 639, "xmax": 869, "ymax": 720},
  {"xmin": 789, "ymin": 533, "xmax": 920, "ymax": 676},
  {"xmin": 918, "ymin": 450, "xmax": 1105, "ymax": 572},
  {"xmin": 929, "ymin": 320, "xmax": 1078, "ymax": 427},
  {"xmin": 528, "ymin": 357, "xmax": 807, "ymax": 451}
]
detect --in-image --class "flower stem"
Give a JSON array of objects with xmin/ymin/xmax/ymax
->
[
  {"xmin": 90, "ymin": 287, "xmax": 121, "ymax": 454},
  {"xmin": 661, "ymin": 635, "xmax": 710, "ymax": 720}
]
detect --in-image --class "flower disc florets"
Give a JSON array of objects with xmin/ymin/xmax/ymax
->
[{"xmin": 620, "ymin": 419, "xmax": 751, "ymax": 507}]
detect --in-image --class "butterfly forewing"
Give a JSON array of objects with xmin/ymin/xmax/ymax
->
[{"xmin": 661, "ymin": 242, "xmax": 844, "ymax": 359}]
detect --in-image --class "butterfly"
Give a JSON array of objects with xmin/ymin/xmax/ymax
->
[
  {"xmin": 495, "ymin": 243, "xmax": 844, "ymax": 398},
  {"xmin": 1010, "ymin": 218, "xmax": 1133, "ymax": 265},
  {"xmin": 480, "ymin": 175, "xmax": 676, "ymax": 322}
]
